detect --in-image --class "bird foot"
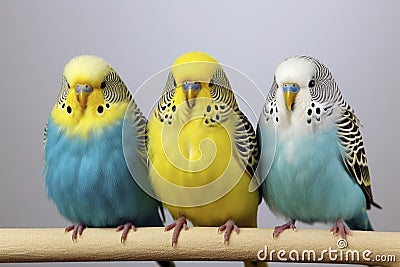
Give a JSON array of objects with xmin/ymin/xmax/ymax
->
[
  {"xmin": 218, "ymin": 219, "xmax": 240, "ymax": 244},
  {"xmin": 330, "ymin": 218, "xmax": 351, "ymax": 239},
  {"xmin": 273, "ymin": 220, "xmax": 296, "ymax": 238},
  {"xmin": 165, "ymin": 216, "xmax": 187, "ymax": 247},
  {"xmin": 65, "ymin": 223, "xmax": 86, "ymax": 241},
  {"xmin": 116, "ymin": 222, "xmax": 136, "ymax": 242}
]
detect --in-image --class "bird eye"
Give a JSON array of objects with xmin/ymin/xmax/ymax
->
[
  {"xmin": 100, "ymin": 81, "xmax": 106, "ymax": 89},
  {"xmin": 209, "ymin": 79, "xmax": 214, "ymax": 88},
  {"xmin": 173, "ymin": 79, "xmax": 177, "ymax": 87},
  {"xmin": 67, "ymin": 83, "xmax": 70, "ymax": 89},
  {"xmin": 308, "ymin": 80, "xmax": 316, "ymax": 88}
]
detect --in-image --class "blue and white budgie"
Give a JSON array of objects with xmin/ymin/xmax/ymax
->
[
  {"xmin": 43, "ymin": 55, "xmax": 170, "ymax": 255},
  {"xmin": 257, "ymin": 56, "xmax": 381, "ymax": 239}
]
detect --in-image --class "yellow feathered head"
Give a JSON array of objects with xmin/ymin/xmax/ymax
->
[
  {"xmin": 52, "ymin": 55, "xmax": 132, "ymax": 137},
  {"xmin": 168, "ymin": 51, "xmax": 234, "ymax": 109}
]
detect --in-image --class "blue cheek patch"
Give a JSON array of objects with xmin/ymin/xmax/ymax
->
[{"xmin": 283, "ymin": 84, "xmax": 300, "ymax": 93}]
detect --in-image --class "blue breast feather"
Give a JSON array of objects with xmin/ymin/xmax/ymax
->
[
  {"xmin": 43, "ymin": 118, "xmax": 162, "ymax": 227},
  {"xmin": 260, "ymin": 126, "xmax": 367, "ymax": 225}
]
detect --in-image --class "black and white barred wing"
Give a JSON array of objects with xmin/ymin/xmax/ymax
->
[
  {"xmin": 210, "ymin": 65, "xmax": 260, "ymax": 183},
  {"xmin": 337, "ymin": 108, "xmax": 381, "ymax": 209},
  {"xmin": 234, "ymin": 110, "xmax": 260, "ymax": 183}
]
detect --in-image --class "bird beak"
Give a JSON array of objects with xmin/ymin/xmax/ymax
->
[
  {"xmin": 283, "ymin": 83, "xmax": 300, "ymax": 111},
  {"xmin": 183, "ymin": 81, "xmax": 201, "ymax": 108},
  {"xmin": 186, "ymin": 88, "xmax": 197, "ymax": 107},
  {"xmin": 75, "ymin": 84, "xmax": 93, "ymax": 108}
]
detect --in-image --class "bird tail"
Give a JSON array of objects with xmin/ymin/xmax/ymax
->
[
  {"xmin": 345, "ymin": 211, "xmax": 374, "ymax": 231},
  {"xmin": 244, "ymin": 261, "xmax": 268, "ymax": 267},
  {"xmin": 157, "ymin": 261, "xmax": 175, "ymax": 267}
]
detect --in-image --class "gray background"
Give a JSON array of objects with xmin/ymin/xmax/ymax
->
[{"xmin": 0, "ymin": 1, "xmax": 398, "ymax": 267}]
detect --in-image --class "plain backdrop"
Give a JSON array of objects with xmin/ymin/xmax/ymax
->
[{"xmin": 0, "ymin": 1, "xmax": 398, "ymax": 267}]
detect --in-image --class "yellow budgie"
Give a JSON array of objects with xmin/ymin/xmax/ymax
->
[{"xmin": 147, "ymin": 52, "xmax": 266, "ymax": 267}]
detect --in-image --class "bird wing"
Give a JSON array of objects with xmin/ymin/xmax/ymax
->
[
  {"xmin": 234, "ymin": 110, "xmax": 260, "ymax": 180},
  {"xmin": 42, "ymin": 120, "xmax": 49, "ymax": 166},
  {"xmin": 126, "ymin": 99, "xmax": 148, "ymax": 166},
  {"xmin": 234, "ymin": 109, "xmax": 261, "ymax": 203},
  {"xmin": 336, "ymin": 108, "xmax": 381, "ymax": 209},
  {"xmin": 209, "ymin": 64, "xmax": 261, "ymax": 197},
  {"xmin": 43, "ymin": 121, "xmax": 48, "ymax": 151}
]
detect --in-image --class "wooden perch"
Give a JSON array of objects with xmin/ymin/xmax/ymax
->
[{"xmin": 0, "ymin": 228, "xmax": 398, "ymax": 265}]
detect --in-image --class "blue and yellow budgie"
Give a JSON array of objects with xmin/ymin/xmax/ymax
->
[
  {"xmin": 147, "ymin": 52, "xmax": 266, "ymax": 267},
  {"xmin": 43, "ymin": 56, "xmax": 172, "ymax": 264},
  {"xmin": 257, "ymin": 56, "xmax": 381, "ymax": 239}
]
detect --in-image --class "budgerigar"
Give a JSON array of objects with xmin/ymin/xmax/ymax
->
[
  {"xmin": 147, "ymin": 52, "xmax": 265, "ymax": 266},
  {"xmin": 257, "ymin": 55, "xmax": 381, "ymax": 239},
  {"xmin": 43, "ymin": 55, "xmax": 171, "ymax": 260}
]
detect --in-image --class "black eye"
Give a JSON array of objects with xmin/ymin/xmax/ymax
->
[
  {"xmin": 308, "ymin": 80, "xmax": 316, "ymax": 88},
  {"xmin": 209, "ymin": 79, "xmax": 214, "ymax": 88},
  {"xmin": 67, "ymin": 83, "xmax": 70, "ymax": 89},
  {"xmin": 100, "ymin": 81, "xmax": 106, "ymax": 89},
  {"xmin": 173, "ymin": 79, "xmax": 177, "ymax": 87}
]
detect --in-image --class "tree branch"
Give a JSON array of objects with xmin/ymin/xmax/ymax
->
[{"xmin": 0, "ymin": 228, "xmax": 398, "ymax": 265}]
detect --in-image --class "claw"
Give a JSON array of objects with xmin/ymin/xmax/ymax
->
[
  {"xmin": 116, "ymin": 222, "xmax": 136, "ymax": 242},
  {"xmin": 65, "ymin": 224, "xmax": 86, "ymax": 241},
  {"xmin": 218, "ymin": 219, "xmax": 240, "ymax": 244},
  {"xmin": 165, "ymin": 216, "xmax": 187, "ymax": 247},
  {"xmin": 330, "ymin": 218, "xmax": 351, "ymax": 240},
  {"xmin": 273, "ymin": 220, "xmax": 296, "ymax": 238}
]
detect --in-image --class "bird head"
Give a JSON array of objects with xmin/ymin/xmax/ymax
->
[
  {"xmin": 171, "ymin": 51, "xmax": 218, "ymax": 109},
  {"xmin": 63, "ymin": 55, "xmax": 110, "ymax": 111},
  {"xmin": 51, "ymin": 55, "xmax": 131, "ymax": 137},
  {"xmin": 274, "ymin": 56, "xmax": 318, "ymax": 111}
]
